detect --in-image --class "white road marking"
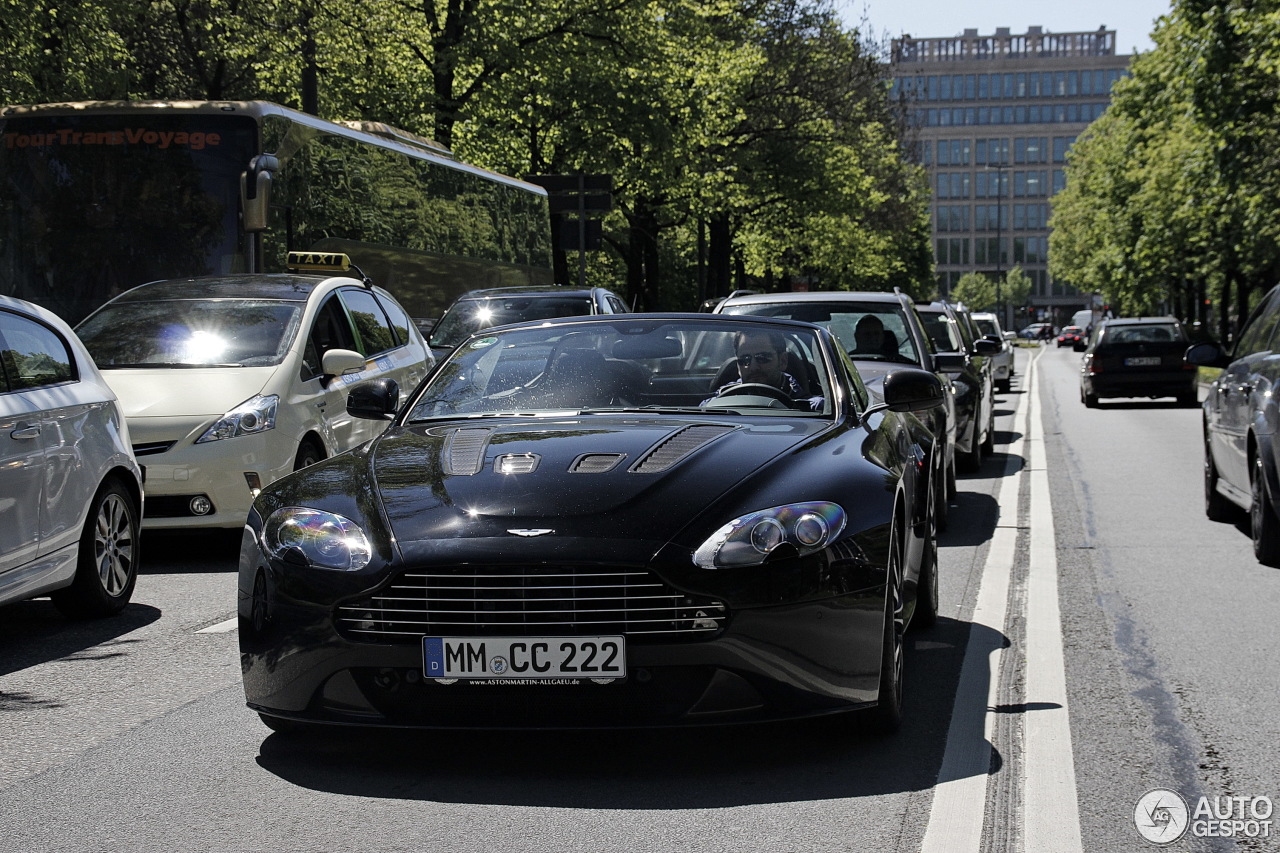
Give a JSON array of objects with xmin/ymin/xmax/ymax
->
[
  {"xmin": 921, "ymin": 349, "xmax": 1083, "ymax": 852},
  {"xmin": 195, "ymin": 617, "xmax": 238, "ymax": 634},
  {"xmin": 920, "ymin": 366, "xmax": 1024, "ymax": 853},
  {"xmin": 1022, "ymin": 357, "xmax": 1084, "ymax": 853}
]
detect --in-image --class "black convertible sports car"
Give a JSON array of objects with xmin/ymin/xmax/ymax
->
[{"xmin": 238, "ymin": 314, "xmax": 943, "ymax": 733}]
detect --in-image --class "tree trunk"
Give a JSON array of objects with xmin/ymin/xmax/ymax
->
[{"xmin": 708, "ymin": 214, "xmax": 731, "ymax": 299}]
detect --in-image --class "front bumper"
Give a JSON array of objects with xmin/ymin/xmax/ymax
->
[{"xmin": 238, "ymin": 534, "xmax": 889, "ymax": 729}]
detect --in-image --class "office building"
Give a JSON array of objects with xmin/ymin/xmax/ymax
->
[{"xmin": 889, "ymin": 26, "xmax": 1131, "ymax": 327}]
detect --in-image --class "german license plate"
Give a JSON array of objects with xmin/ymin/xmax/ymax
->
[
  {"xmin": 1125, "ymin": 356, "xmax": 1162, "ymax": 366},
  {"xmin": 422, "ymin": 636, "xmax": 626, "ymax": 680}
]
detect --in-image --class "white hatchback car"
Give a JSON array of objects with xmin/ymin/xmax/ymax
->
[
  {"xmin": 971, "ymin": 312, "xmax": 1015, "ymax": 392},
  {"xmin": 74, "ymin": 254, "xmax": 433, "ymax": 530},
  {"xmin": 0, "ymin": 295, "xmax": 144, "ymax": 616}
]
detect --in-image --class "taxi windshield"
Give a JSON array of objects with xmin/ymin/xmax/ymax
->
[
  {"xmin": 76, "ymin": 300, "xmax": 301, "ymax": 367},
  {"xmin": 407, "ymin": 318, "xmax": 833, "ymax": 420}
]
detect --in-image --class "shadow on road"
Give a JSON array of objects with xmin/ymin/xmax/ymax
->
[{"xmin": 0, "ymin": 601, "xmax": 162, "ymax": 679}]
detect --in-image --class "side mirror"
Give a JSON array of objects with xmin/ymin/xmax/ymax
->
[
  {"xmin": 239, "ymin": 154, "xmax": 278, "ymax": 233},
  {"xmin": 1003, "ymin": 331, "xmax": 1017, "ymax": 341},
  {"xmin": 347, "ymin": 378, "xmax": 400, "ymax": 420},
  {"xmin": 933, "ymin": 352, "xmax": 967, "ymax": 372},
  {"xmin": 321, "ymin": 348, "xmax": 366, "ymax": 377},
  {"xmin": 973, "ymin": 338, "xmax": 1001, "ymax": 356},
  {"xmin": 881, "ymin": 368, "xmax": 944, "ymax": 413},
  {"xmin": 1185, "ymin": 341, "xmax": 1231, "ymax": 369}
]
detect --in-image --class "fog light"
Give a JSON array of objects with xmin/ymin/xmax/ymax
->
[
  {"xmin": 244, "ymin": 472, "xmax": 262, "ymax": 496},
  {"xmin": 189, "ymin": 496, "xmax": 213, "ymax": 515}
]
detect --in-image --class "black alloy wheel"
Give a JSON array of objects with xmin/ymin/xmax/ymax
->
[
  {"xmin": 867, "ymin": 519, "xmax": 905, "ymax": 734},
  {"xmin": 1251, "ymin": 453, "xmax": 1280, "ymax": 567}
]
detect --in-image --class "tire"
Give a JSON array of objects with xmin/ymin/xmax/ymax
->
[
  {"xmin": 914, "ymin": 486, "xmax": 940, "ymax": 630},
  {"xmin": 958, "ymin": 425, "xmax": 983, "ymax": 472},
  {"xmin": 946, "ymin": 456, "xmax": 957, "ymax": 501},
  {"xmin": 1178, "ymin": 390, "xmax": 1200, "ymax": 408},
  {"xmin": 1204, "ymin": 439, "xmax": 1235, "ymax": 522},
  {"xmin": 997, "ymin": 378, "xmax": 1011, "ymax": 393},
  {"xmin": 867, "ymin": 524, "xmax": 905, "ymax": 734},
  {"xmin": 294, "ymin": 438, "xmax": 325, "ymax": 471},
  {"xmin": 51, "ymin": 480, "xmax": 140, "ymax": 618},
  {"xmin": 1082, "ymin": 388, "xmax": 1099, "ymax": 408},
  {"xmin": 1251, "ymin": 453, "xmax": 1280, "ymax": 567},
  {"xmin": 933, "ymin": 451, "xmax": 950, "ymax": 534}
]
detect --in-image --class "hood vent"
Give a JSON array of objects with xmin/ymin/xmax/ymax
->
[
  {"xmin": 443, "ymin": 428, "xmax": 491, "ymax": 475},
  {"xmin": 495, "ymin": 453, "xmax": 540, "ymax": 474},
  {"xmin": 630, "ymin": 424, "xmax": 735, "ymax": 473},
  {"xmin": 570, "ymin": 453, "xmax": 626, "ymax": 474}
]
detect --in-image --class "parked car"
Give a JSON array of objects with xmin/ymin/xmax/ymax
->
[
  {"xmin": 74, "ymin": 252, "xmax": 433, "ymax": 530},
  {"xmin": 1188, "ymin": 285, "xmax": 1280, "ymax": 564},
  {"xmin": 715, "ymin": 289, "xmax": 958, "ymax": 531},
  {"xmin": 0, "ymin": 295, "xmax": 143, "ymax": 616},
  {"xmin": 1079, "ymin": 317, "xmax": 1198, "ymax": 408},
  {"xmin": 240, "ymin": 313, "xmax": 944, "ymax": 734},
  {"xmin": 917, "ymin": 301, "xmax": 999, "ymax": 472},
  {"xmin": 971, "ymin": 312, "xmax": 1015, "ymax": 392},
  {"xmin": 1057, "ymin": 326, "xmax": 1086, "ymax": 349},
  {"xmin": 428, "ymin": 285, "xmax": 630, "ymax": 361}
]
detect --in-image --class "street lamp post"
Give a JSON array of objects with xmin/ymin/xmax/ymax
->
[{"xmin": 987, "ymin": 161, "xmax": 1005, "ymax": 329}]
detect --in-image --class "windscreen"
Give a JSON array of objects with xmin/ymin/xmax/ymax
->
[
  {"xmin": 409, "ymin": 318, "xmax": 833, "ymax": 419},
  {"xmin": 722, "ymin": 301, "xmax": 920, "ymax": 365},
  {"xmin": 76, "ymin": 300, "xmax": 301, "ymax": 367},
  {"xmin": 429, "ymin": 296, "xmax": 594, "ymax": 348},
  {"xmin": 0, "ymin": 113, "xmax": 258, "ymax": 324}
]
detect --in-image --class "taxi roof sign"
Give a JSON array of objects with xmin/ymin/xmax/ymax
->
[{"xmin": 286, "ymin": 251, "xmax": 352, "ymax": 272}]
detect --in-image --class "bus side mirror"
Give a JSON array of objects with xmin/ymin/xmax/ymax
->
[{"xmin": 240, "ymin": 154, "xmax": 279, "ymax": 233}]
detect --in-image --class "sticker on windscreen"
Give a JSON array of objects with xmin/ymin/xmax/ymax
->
[{"xmin": 470, "ymin": 337, "xmax": 498, "ymax": 349}]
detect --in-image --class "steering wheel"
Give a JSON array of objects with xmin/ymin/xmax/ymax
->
[{"xmin": 713, "ymin": 382, "xmax": 795, "ymax": 405}]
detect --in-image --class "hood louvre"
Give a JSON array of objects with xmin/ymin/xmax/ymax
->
[
  {"xmin": 570, "ymin": 453, "xmax": 626, "ymax": 474},
  {"xmin": 443, "ymin": 428, "xmax": 491, "ymax": 475},
  {"xmin": 629, "ymin": 424, "xmax": 735, "ymax": 473}
]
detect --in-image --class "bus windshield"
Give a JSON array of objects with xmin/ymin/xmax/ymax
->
[{"xmin": 0, "ymin": 113, "xmax": 257, "ymax": 323}]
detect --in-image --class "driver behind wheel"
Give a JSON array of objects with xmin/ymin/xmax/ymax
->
[{"xmin": 704, "ymin": 330, "xmax": 824, "ymax": 411}]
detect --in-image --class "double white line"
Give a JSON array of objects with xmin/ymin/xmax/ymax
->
[{"xmin": 921, "ymin": 351, "xmax": 1083, "ymax": 853}]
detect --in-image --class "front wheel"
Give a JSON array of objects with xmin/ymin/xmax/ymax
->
[
  {"xmin": 1251, "ymin": 454, "xmax": 1280, "ymax": 566},
  {"xmin": 866, "ymin": 523, "xmax": 905, "ymax": 734},
  {"xmin": 294, "ymin": 438, "xmax": 325, "ymax": 471},
  {"xmin": 51, "ymin": 480, "xmax": 139, "ymax": 618}
]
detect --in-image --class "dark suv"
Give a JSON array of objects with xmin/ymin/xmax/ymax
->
[
  {"xmin": 916, "ymin": 300, "xmax": 999, "ymax": 473},
  {"xmin": 428, "ymin": 285, "xmax": 629, "ymax": 360},
  {"xmin": 1080, "ymin": 317, "xmax": 1197, "ymax": 408},
  {"xmin": 1188, "ymin": 284, "xmax": 1280, "ymax": 565},
  {"xmin": 715, "ymin": 289, "xmax": 959, "ymax": 530}
]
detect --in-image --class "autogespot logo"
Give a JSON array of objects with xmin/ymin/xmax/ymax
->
[{"xmin": 1135, "ymin": 789, "xmax": 1190, "ymax": 844}]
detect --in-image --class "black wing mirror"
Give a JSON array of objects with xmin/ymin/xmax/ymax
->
[
  {"xmin": 347, "ymin": 378, "xmax": 400, "ymax": 420},
  {"xmin": 1184, "ymin": 341, "xmax": 1232, "ymax": 369}
]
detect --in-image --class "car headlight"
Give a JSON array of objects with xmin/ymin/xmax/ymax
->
[
  {"xmin": 263, "ymin": 507, "xmax": 372, "ymax": 571},
  {"xmin": 693, "ymin": 501, "xmax": 847, "ymax": 569},
  {"xmin": 196, "ymin": 394, "xmax": 278, "ymax": 443}
]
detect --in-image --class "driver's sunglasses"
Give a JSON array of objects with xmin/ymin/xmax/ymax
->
[{"xmin": 736, "ymin": 351, "xmax": 777, "ymax": 367}]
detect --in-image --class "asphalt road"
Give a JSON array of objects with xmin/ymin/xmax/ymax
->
[{"xmin": 0, "ymin": 345, "xmax": 1275, "ymax": 852}]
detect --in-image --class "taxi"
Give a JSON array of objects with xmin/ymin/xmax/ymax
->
[{"xmin": 74, "ymin": 253, "xmax": 433, "ymax": 529}]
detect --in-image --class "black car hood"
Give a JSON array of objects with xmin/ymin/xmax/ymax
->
[{"xmin": 368, "ymin": 415, "xmax": 832, "ymax": 547}]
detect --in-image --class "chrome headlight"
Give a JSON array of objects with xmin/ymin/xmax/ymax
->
[
  {"xmin": 196, "ymin": 394, "xmax": 278, "ymax": 443},
  {"xmin": 263, "ymin": 507, "xmax": 372, "ymax": 571},
  {"xmin": 693, "ymin": 501, "xmax": 847, "ymax": 569}
]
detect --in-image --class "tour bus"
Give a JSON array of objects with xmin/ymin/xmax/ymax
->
[{"xmin": 0, "ymin": 101, "xmax": 553, "ymax": 324}]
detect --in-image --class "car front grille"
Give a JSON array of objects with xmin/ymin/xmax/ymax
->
[{"xmin": 336, "ymin": 565, "xmax": 727, "ymax": 643}]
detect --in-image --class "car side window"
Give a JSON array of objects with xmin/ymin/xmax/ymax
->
[
  {"xmin": 375, "ymin": 293, "xmax": 414, "ymax": 348},
  {"xmin": 340, "ymin": 289, "xmax": 397, "ymax": 358},
  {"xmin": 301, "ymin": 295, "xmax": 359, "ymax": 381},
  {"xmin": 1236, "ymin": 290, "xmax": 1280, "ymax": 357},
  {"xmin": 607, "ymin": 296, "xmax": 628, "ymax": 314},
  {"xmin": 0, "ymin": 309, "xmax": 75, "ymax": 392}
]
